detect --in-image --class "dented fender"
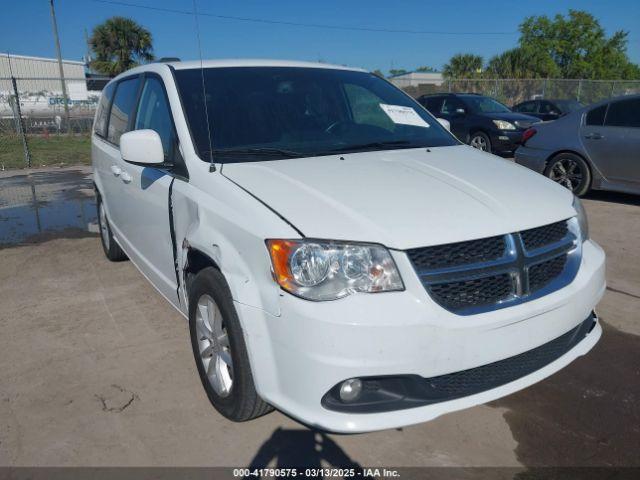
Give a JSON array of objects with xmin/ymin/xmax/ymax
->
[{"xmin": 169, "ymin": 171, "xmax": 299, "ymax": 318}]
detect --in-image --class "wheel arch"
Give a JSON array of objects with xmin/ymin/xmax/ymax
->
[{"xmin": 184, "ymin": 247, "xmax": 221, "ymax": 296}]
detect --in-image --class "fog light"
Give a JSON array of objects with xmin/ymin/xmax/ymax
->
[{"xmin": 339, "ymin": 378, "xmax": 362, "ymax": 402}]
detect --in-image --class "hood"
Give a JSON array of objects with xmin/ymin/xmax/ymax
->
[{"xmin": 222, "ymin": 145, "xmax": 575, "ymax": 249}]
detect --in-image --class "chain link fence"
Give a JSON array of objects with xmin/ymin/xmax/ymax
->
[
  {"xmin": 1, "ymin": 76, "xmax": 107, "ymax": 170},
  {"xmin": 397, "ymin": 78, "xmax": 640, "ymax": 106}
]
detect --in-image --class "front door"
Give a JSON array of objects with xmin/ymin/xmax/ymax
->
[
  {"xmin": 440, "ymin": 97, "xmax": 467, "ymax": 141},
  {"xmin": 116, "ymin": 74, "xmax": 181, "ymax": 306},
  {"xmin": 582, "ymin": 98, "xmax": 640, "ymax": 186}
]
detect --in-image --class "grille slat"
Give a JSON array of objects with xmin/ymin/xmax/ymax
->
[
  {"xmin": 529, "ymin": 254, "xmax": 568, "ymax": 292},
  {"xmin": 409, "ymin": 220, "xmax": 577, "ymax": 314},
  {"xmin": 429, "ymin": 274, "xmax": 513, "ymax": 310},
  {"xmin": 407, "ymin": 236, "xmax": 505, "ymax": 271},
  {"xmin": 521, "ymin": 220, "xmax": 568, "ymax": 251}
]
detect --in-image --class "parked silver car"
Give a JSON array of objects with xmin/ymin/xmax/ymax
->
[{"xmin": 515, "ymin": 95, "xmax": 640, "ymax": 196}]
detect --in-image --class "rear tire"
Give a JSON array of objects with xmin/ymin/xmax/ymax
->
[
  {"xmin": 97, "ymin": 195, "xmax": 128, "ymax": 262},
  {"xmin": 188, "ymin": 267, "xmax": 273, "ymax": 422},
  {"xmin": 544, "ymin": 153, "xmax": 591, "ymax": 196},
  {"xmin": 469, "ymin": 131, "xmax": 492, "ymax": 153}
]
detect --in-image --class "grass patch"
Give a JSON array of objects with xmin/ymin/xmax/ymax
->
[{"xmin": 0, "ymin": 134, "xmax": 91, "ymax": 170}]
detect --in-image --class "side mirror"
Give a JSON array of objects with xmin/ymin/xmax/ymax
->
[
  {"xmin": 120, "ymin": 130, "xmax": 165, "ymax": 165},
  {"xmin": 437, "ymin": 118, "xmax": 451, "ymax": 131}
]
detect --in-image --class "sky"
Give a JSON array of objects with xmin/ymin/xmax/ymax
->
[{"xmin": 2, "ymin": 0, "xmax": 639, "ymax": 73}]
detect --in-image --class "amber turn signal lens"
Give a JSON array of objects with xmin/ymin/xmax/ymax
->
[{"xmin": 266, "ymin": 239, "xmax": 296, "ymax": 289}]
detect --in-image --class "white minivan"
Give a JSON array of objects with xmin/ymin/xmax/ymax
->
[{"xmin": 92, "ymin": 60, "xmax": 605, "ymax": 433}]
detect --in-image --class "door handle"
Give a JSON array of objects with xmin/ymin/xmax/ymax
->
[
  {"xmin": 585, "ymin": 133, "xmax": 603, "ymax": 140},
  {"xmin": 110, "ymin": 165, "xmax": 122, "ymax": 176},
  {"xmin": 120, "ymin": 171, "xmax": 132, "ymax": 184}
]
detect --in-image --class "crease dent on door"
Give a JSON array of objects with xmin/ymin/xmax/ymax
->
[{"xmin": 168, "ymin": 177, "xmax": 181, "ymax": 303}]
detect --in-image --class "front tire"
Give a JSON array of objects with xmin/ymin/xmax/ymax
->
[
  {"xmin": 188, "ymin": 267, "xmax": 273, "ymax": 422},
  {"xmin": 97, "ymin": 195, "xmax": 127, "ymax": 262},
  {"xmin": 544, "ymin": 153, "xmax": 591, "ymax": 196},
  {"xmin": 469, "ymin": 131, "xmax": 492, "ymax": 153}
]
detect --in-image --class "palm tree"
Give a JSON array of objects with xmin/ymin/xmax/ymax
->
[
  {"xmin": 442, "ymin": 54, "xmax": 483, "ymax": 79},
  {"xmin": 89, "ymin": 17, "xmax": 154, "ymax": 76}
]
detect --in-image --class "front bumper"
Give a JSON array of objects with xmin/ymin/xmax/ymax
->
[
  {"xmin": 490, "ymin": 130, "xmax": 525, "ymax": 155},
  {"xmin": 237, "ymin": 240, "xmax": 605, "ymax": 433}
]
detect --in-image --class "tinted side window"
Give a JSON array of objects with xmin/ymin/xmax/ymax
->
[
  {"xmin": 107, "ymin": 77, "xmax": 141, "ymax": 145},
  {"xmin": 516, "ymin": 101, "xmax": 537, "ymax": 113},
  {"xmin": 424, "ymin": 97, "xmax": 443, "ymax": 114},
  {"xmin": 586, "ymin": 105, "xmax": 607, "ymax": 126},
  {"xmin": 93, "ymin": 82, "xmax": 115, "ymax": 137},
  {"xmin": 540, "ymin": 101, "xmax": 556, "ymax": 114},
  {"xmin": 441, "ymin": 98, "xmax": 465, "ymax": 115},
  {"xmin": 135, "ymin": 77, "xmax": 176, "ymax": 158},
  {"xmin": 605, "ymin": 98, "xmax": 640, "ymax": 128}
]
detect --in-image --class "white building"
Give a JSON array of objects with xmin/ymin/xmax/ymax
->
[
  {"xmin": 0, "ymin": 54, "xmax": 98, "ymax": 119},
  {"xmin": 389, "ymin": 71, "xmax": 444, "ymax": 89}
]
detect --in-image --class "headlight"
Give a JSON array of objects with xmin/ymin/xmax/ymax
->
[
  {"xmin": 266, "ymin": 239, "xmax": 404, "ymax": 301},
  {"xmin": 573, "ymin": 196, "xmax": 589, "ymax": 241},
  {"xmin": 493, "ymin": 120, "xmax": 516, "ymax": 130}
]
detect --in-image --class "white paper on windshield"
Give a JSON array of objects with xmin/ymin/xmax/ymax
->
[{"xmin": 379, "ymin": 104, "xmax": 430, "ymax": 128}]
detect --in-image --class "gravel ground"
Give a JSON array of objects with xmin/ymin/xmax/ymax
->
[{"xmin": 0, "ymin": 166, "xmax": 638, "ymax": 469}]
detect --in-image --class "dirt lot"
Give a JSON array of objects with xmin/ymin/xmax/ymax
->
[{"xmin": 0, "ymin": 166, "xmax": 638, "ymax": 468}]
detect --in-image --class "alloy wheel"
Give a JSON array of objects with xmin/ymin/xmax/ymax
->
[
  {"xmin": 549, "ymin": 158, "xmax": 583, "ymax": 192},
  {"xmin": 195, "ymin": 294, "xmax": 233, "ymax": 397},
  {"xmin": 470, "ymin": 135, "xmax": 488, "ymax": 151}
]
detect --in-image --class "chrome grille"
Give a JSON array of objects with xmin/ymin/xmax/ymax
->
[
  {"xmin": 408, "ymin": 219, "xmax": 580, "ymax": 315},
  {"xmin": 407, "ymin": 236, "xmax": 505, "ymax": 270},
  {"xmin": 528, "ymin": 254, "xmax": 568, "ymax": 291},
  {"xmin": 429, "ymin": 274, "xmax": 513, "ymax": 311},
  {"xmin": 521, "ymin": 220, "xmax": 568, "ymax": 251}
]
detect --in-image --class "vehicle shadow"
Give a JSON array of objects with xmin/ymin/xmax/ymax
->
[
  {"xmin": 583, "ymin": 190, "xmax": 640, "ymax": 206},
  {"xmin": 248, "ymin": 427, "xmax": 371, "ymax": 475}
]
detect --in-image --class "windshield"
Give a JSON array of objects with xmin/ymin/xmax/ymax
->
[
  {"xmin": 174, "ymin": 67, "xmax": 458, "ymax": 162},
  {"xmin": 462, "ymin": 96, "xmax": 511, "ymax": 114}
]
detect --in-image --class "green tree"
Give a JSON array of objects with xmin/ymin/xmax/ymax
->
[
  {"xmin": 389, "ymin": 69, "xmax": 408, "ymax": 76},
  {"xmin": 485, "ymin": 47, "xmax": 559, "ymax": 79},
  {"xmin": 89, "ymin": 17, "xmax": 154, "ymax": 76},
  {"xmin": 416, "ymin": 65, "xmax": 437, "ymax": 73},
  {"xmin": 518, "ymin": 10, "xmax": 640, "ymax": 79},
  {"xmin": 442, "ymin": 54, "xmax": 483, "ymax": 78}
]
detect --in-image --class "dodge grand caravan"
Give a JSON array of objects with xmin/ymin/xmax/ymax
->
[{"xmin": 92, "ymin": 60, "xmax": 605, "ymax": 433}]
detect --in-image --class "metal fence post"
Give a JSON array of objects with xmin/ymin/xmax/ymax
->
[
  {"xmin": 576, "ymin": 80, "xmax": 582, "ymax": 102},
  {"xmin": 10, "ymin": 76, "xmax": 31, "ymax": 168}
]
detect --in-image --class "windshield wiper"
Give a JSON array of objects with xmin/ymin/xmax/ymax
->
[
  {"xmin": 329, "ymin": 140, "xmax": 419, "ymax": 153},
  {"xmin": 205, "ymin": 147, "xmax": 305, "ymax": 158}
]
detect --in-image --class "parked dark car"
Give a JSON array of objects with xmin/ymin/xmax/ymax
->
[
  {"xmin": 512, "ymin": 99, "xmax": 584, "ymax": 121},
  {"xmin": 417, "ymin": 93, "xmax": 540, "ymax": 155},
  {"xmin": 515, "ymin": 94, "xmax": 640, "ymax": 196}
]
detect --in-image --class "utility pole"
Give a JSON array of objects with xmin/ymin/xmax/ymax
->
[
  {"xmin": 83, "ymin": 28, "xmax": 91, "ymax": 65},
  {"xmin": 49, "ymin": 0, "xmax": 71, "ymax": 133}
]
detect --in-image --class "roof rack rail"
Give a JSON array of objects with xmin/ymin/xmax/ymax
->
[{"xmin": 155, "ymin": 57, "xmax": 181, "ymax": 63}]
